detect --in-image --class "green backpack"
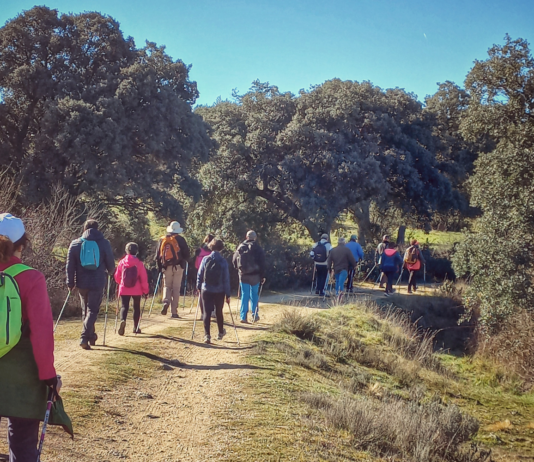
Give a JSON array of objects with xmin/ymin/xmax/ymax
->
[{"xmin": 0, "ymin": 264, "xmax": 31, "ymax": 359}]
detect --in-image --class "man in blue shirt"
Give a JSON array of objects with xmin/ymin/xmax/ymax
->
[{"xmin": 345, "ymin": 235, "xmax": 364, "ymax": 292}]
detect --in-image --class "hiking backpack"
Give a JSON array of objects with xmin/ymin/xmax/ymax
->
[
  {"xmin": 404, "ymin": 247, "xmax": 419, "ymax": 265},
  {"xmin": 160, "ymin": 235, "xmax": 181, "ymax": 268},
  {"xmin": 204, "ymin": 256, "xmax": 223, "ymax": 286},
  {"xmin": 122, "ymin": 265, "xmax": 138, "ymax": 288},
  {"xmin": 0, "ymin": 264, "xmax": 31, "ymax": 359},
  {"xmin": 80, "ymin": 238, "xmax": 100, "ymax": 270},
  {"xmin": 236, "ymin": 243, "xmax": 259, "ymax": 275},
  {"xmin": 313, "ymin": 242, "xmax": 327, "ymax": 263}
]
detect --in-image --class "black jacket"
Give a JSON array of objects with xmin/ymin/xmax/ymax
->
[
  {"xmin": 66, "ymin": 229, "xmax": 115, "ymax": 290},
  {"xmin": 155, "ymin": 234, "xmax": 191, "ymax": 270},
  {"xmin": 232, "ymin": 239, "xmax": 266, "ymax": 286}
]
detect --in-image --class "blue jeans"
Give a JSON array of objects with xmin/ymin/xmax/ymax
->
[
  {"xmin": 335, "ymin": 270, "xmax": 348, "ymax": 295},
  {"xmin": 240, "ymin": 282, "xmax": 259, "ymax": 320}
]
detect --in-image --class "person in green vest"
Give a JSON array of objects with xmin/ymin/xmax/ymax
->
[{"xmin": 0, "ymin": 213, "xmax": 72, "ymax": 461}]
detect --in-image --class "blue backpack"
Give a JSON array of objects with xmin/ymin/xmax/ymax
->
[{"xmin": 80, "ymin": 238, "xmax": 100, "ymax": 270}]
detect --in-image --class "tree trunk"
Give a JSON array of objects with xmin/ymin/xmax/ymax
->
[
  {"xmin": 397, "ymin": 225, "xmax": 406, "ymax": 246},
  {"xmin": 353, "ymin": 200, "xmax": 371, "ymax": 247}
]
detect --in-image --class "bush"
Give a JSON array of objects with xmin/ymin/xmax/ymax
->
[{"xmin": 273, "ymin": 310, "xmax": 320, "ymax": 341}]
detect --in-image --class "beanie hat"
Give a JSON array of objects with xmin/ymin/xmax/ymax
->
[
  {"xmin": 321, "ymin": 233, "xmax": 328, "ymax": 240},
  {"xmin": 338, "ymin": 237, "xmax": 346, "ymax": 245},
  {"xmin": 0, "ymin": 213, "xmax": 25, "ymax": 243}
]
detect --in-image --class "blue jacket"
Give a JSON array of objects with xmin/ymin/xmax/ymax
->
[
  {"xmin": 66, "ymin": 229, "xmax": 115, "ymax": 290},
  {"xmin": 346, "ymin": 241, "xmax": 364, "ymax": 262},
  {"xmin": 380, "ymin": 248, "xmax": 403, "ymax": 273},
  {"xmin": 197, "ymin": 251, "xmax": 231, "ymax": 297}
]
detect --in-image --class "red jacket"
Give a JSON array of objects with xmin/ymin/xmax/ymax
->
[
  {"xmin": 0, "ymin": 256, "xmax": 56, "ymax": 381},
  {"xmin": 114, "ymin": 255, "xmax": 149, "ymax": 296}
]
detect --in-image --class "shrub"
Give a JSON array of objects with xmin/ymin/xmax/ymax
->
[{"xmin": 273, "ymin": 310, "xmax": 320, "ymax": 341}]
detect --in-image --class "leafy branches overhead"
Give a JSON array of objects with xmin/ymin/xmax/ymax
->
[
  {"xmin": 197, "ymin": 79, "xmax": 458, "ymax": 241},
  {"xmin": 0, "ymin": 6, "xmax": 213, "ymax": 218}
]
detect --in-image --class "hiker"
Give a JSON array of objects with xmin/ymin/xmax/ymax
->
[
  {"xmin": 375, "ymin": 235, "xmax": 390, "ymax": 288},
  {"xmin": 197, "ymin": 238, "xmax": 231, "ymax": 344},
  {"xmin": 155, "ymin": 221, "xmax": 191, "ymax": 319},
  {"xmin": 66, "ymin": 219, "xmax": 115, "ymax": 350},
  {"xmin": 114, "ymin": 242, "xmax": 149, "ymax": 335},
  {"xmin": 345, "ymin": 234, "xmax": 364, "ymax": 292},
  {"xmin": 380, "ymin": 242, "xmax": 403, "ymax": 296},
  {"xmin": 310, "ymin": 233, "xmax": 333, "ymax": 296},
  {"xmin": 327, "ymin": 237, "xmax": 358, "ymax": 296},
  {"xmin": 233, "ymin": 230, "xmax": 265, "ymax": 323},
  {"xmin": 0, "ymin": 213, "xmax": 72, "ymax": 460},
  {"xmin": 194, "ymin": 234, "xmax": 215, "ymax": 317},
  {"xmin": 403, "ymin": 239, "xmax": 426, "ymax": 293}
]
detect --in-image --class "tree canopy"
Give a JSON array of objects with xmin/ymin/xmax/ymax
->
[{"xmin": 0, "ymin": 6, "xmax": 213, "ymax": 218}]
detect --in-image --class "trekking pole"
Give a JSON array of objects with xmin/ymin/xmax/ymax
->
[
  {"xmin": 360, "ymin": 263, "xmax": 377, "ymax": 285},
  {"xmin": 135, "ymin": 295, "xmax": 149, "ymax": 334},
  {"xmin": 310, "ymin": 264, "xmax": 316, "ymax": 294},
  {"xmin": 36, "ymin": 385, "xmax": 56, "ymax": 462},
  {"xmin": 252, "ymin": 281, "xmax": 264, "ymax": 323},
  {"xmin": 147, "ymin": 272, "xmax": 162, "ymax": 318},
  {"xmin": 423, "ymin": 264, "xmax": 427, "ymax": 293},
  {"xmin": 189, "ymin": 290, "xmax": 197, "ymax": 314},
  {"xmin": 53, "ymin": 290, "xmax": 71, "ymax": 333},
  {"xmin": 182, "ymin": 262, "xmax": 188, "ymax": 309},
  {"xmin": 114, "ymin": 286, "xmax": 120, "ymax": 334},
  {"xmin": 396, "ymin": 267, "xmax": 405, "ymax": 291},
  {"xmin": 227, "ymin": 300, "xmax": 240, "ymax": 345},
  {"xmin": 323, "ymin": 272, "xmax": 330, "ymax": 301},
  {"xmin": 191, "ymin": 296, "xmax": 201, "ymax": 340},
  {"xmin": 103, "ymin": 275, "xmax": 111, "ymax": 346},
  {"xmin": 373, "ymin": 271, "xmax": 383, "ymax": 288}
]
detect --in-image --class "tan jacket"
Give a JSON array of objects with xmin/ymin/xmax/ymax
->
[{"xmin": 327, "ymin": 244, "xmax": 357, "ymax": 275}]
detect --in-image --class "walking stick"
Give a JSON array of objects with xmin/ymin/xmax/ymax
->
[
  {"xmin": 396, "ymin": 267, "xmax": 405, "ymax": 291},
  {"xmin": 182, "ymin": 262, "xmax": 188, "ymax": 309},
  {"xmin": 310, "ymin": 264, "xmax": 316, "ymax": 294},
  {"xmin": 147, "ymin": 272, "xmax": 162, "ymax": 318},
  {"xmin": 360, "ymin": 263, "xmax": 377, "ymax": 285},
  {"xmin": 191, "ymin": 296, "xmax": 201, "ymax": 340},
  {"xmin": 189, "ymin": 291, "xmax": 197, "ymax": 314},
  {"xmin": 252, "ymin": 281, "xmax": 264, "ymax": 323},
  {"xmin": 323, "ymin": 271, "xmax": 331, "ymax": 301},
  {"xmin": 114, "ymin": 287, "xmax": 120, "ymax": 334},
  {"xmin": 135, "ymin": 295, "xmax": 149, "ymax": 334},
  {"xmin": 227, "ymin": 300, "xmax": 240, "ymax": 345},
  {"xmin": 103, "ymin": 275, "xmax": 111, "ymax": 346},
  {"xmin": 37, "ymin": 385, "xmax": 56, "ymax": 462},
  {"xmin": 53, "ymin": 290, "xmax": 71, "ymax": 333},
  {"xmin": 423, "ymin": 264, "xmax": 427, "ymax": 293}
]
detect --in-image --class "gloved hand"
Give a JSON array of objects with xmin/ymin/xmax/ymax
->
[{"xmin": 44, "ymin": 375, "xmax": 62, "ymax": 400}]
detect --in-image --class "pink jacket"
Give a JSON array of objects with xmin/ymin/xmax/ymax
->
[
  {"xmin": 114, "ymin": 255, "xmax": 149, "ymax": 296},
  {"xmin": 195, "ymin": 246, "xmax": 211, "ymax": 270},
  {"xmin": 0, "ymin": 256, "xmax": 56, "ymax": 381}
]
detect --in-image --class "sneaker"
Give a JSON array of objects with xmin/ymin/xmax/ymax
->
[
  {"xmin": 240, "ymin": 319, "xmax": 248, "ymax": 324},
  {"xmin": 217, "ymin": 329, "xmax": 227, "ymax": 340},
  {"xmin": 171, "ymin": 313, "xmax": 180, "ymax": 319},
  {"xmin": 384, "ymin": 292, "xmax": 390, "ymax": 297},
  {"xmin": 133, "ymin": 328, "xmax": 142, "ymax": 334},
  {"xmin": 379, "ymin": 284, "xmax": 385, "ymax": 289},
  {"xmin": 80, "ymin": 340, "xmax": 91, "ymax": 350},
  {"xmin": 204, "ymin": 335, "xmax": 211, "ymax": 344},
  {"xmin": 251, "ymin": 314, "xmax": 260, "ymax": 322},
  {"xmin": 161, "ymin": 303, "xmax": 169, "ymax": 316},
  {"xmin": 407, "ymin": 289, "xmax": 413, "ymax": 294},
  {"xmin": 118, "ymin": 321, "xmax": 126, "ymax": 336},
  {"xmin": 89, "ymin": 333, "xmax": 98, "ymax": 346}
]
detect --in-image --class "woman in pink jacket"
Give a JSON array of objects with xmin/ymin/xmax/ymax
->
[{"xmin": 114, "ymin": 242, "xmax": 149, "ymax": 335}]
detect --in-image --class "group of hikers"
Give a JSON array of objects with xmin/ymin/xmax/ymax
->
[{"xmin": 310, "ymin": 233, "xmax": 426, "ymax": 297}]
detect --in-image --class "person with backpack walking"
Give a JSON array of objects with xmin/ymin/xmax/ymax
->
[
  {"xmin": 345, "ymin": 235, "xmax": 364, "ymax": 292},
  {"xmin": 327, "ymin": 237, "xmax": 358, "ymax": 296},
  {"xmin": 233, "ymin": 230, "xmax": 265, "ymax": 323},
  {"xmin": 197, "ymin": 238, "xmax": 231, "ymax": 344},
  {"xmin": 375, "ymin": 235, "xmax": 390, "ymax": 288},
  {"xmin": 380, "ymin": 242, "xmax": 403, "ymax": 296},
  {"xmin": 155, "ymin": 221, "xmax": 191, "ymax": 319},
  {"xmin": 114, "ymin": 243, "xmax": 149, "ymax": 335},
  {"xmin": 310, "ymin": 233, "xmax": 332, "ymax": 296},
  {"xmin": 403, "ymin": 239, "xmax": 426, "ymax": 293},
  {"xmin": 194, "ymin": 234, "xmax": 214, "ymax": 317},
  {"xmin": 66, "ymin": 219, "xmax": 115, "ymax": 350},
  {"xmin": 0, "ymin": 213, "xmax": 73, "ymax": 461}
]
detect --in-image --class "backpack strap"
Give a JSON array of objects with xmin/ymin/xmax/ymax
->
[{"xmin": 2, "ymin": 264, "xmax": 32, "ymax": 295}]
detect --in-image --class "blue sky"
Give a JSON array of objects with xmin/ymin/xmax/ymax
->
[{"xmin": 2, "ymin": 1, "xmax": 533, "ymax": 106}]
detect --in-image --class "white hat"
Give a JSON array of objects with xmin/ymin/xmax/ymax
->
[
  {"xmin": 166, "ymin": 221, "xmax": 183, "ymax": 234},
  {"xmin": 0, "ymin": 213, "xmax": 25, "ymax": 243}
]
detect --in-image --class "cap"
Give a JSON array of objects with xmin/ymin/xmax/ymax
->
[
  {"xmin": 320, "ymin": 233, "xmax": 328, "ymax": 240},
  {"xmin": 350, "ymin": 234, "xmax": 357, "ymax": 241},
  {"xmin": 0, "ymin": 213, "xmax": 25, "ymax": 243}
]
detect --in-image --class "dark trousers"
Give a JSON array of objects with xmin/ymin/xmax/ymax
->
[
  {"xmin": 201, "ymin": 290, "xmax": 224, "ymax": 338},
  {"xmin": 408, "ymin": 270, "xmax": 418, "ymax": 291},
  {"xmin": 315, "ymin": 265, "xmax": 328, "ymax": 294},
  {"xmin": 79, "ymin": 288, "xmax": 104, "ymax": 342},
  {"xmin": 2, "ymin": 416, "xmax": 40, "ymax": 462},
  {"xmin": 120, "ymin": 295, "xmax": 141, "ymax": 329},
  {"xmin": 347, "ymin": 265, "xmax": 356, "ymax": 291},
  {"xmin": 383, "ymin": 270, "xmax": 396, "ymax": 294}
]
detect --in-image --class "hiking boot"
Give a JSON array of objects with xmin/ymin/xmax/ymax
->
[
  {"xmin": 407, "ymin": 289, "xmax": 413, "ymax": 294},
  {"xmin": 89, "ymin": 333, "xmax": 98, "ymax": 346},
  {"xmin": 161, "ymin": 303, "xmax": 169, "ymax": 316},
  {"xmin": 251, "ymin": 314, "xmax": 260, "ymax": 322},
  {"xmin": 217, "ymin": 329, "xmax": 227, "ymax": 340},
  {"xmin": 80, "ymin": 340, "xmax": 91, "ymax": 350},
  {"xmin": 171, "ymin": 313, "xmax": 180, "ymax": 319},
  {"xmin": 133, "ymin": 328, "xmax": 142, "ymax": 334},
  {"xmin": 204, "ymin": 335, "xmax": 211, "ymax": 344},
  {"xmin": 240, "ymin": 319, "xmax": 248, "ymax": 324},
  {"xmin": 379, "ymin": 284, "xmax": 385, "ymax": 289},
  {"xmin": 118, "ymin": 321, "xmax": 126, "ymax": 336}
]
